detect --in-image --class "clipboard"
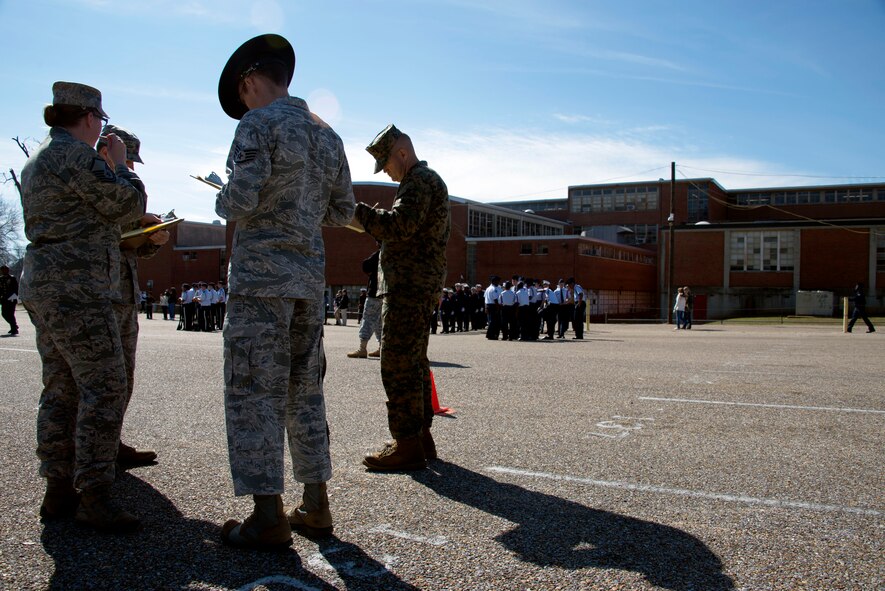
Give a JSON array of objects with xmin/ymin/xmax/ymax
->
[
  {"xmin": 120, "ymin": 218, "xmax": 183, "ymax": 250},
  {"xmin": 191, "ymin": 174, "xmax": 365, "ymax": 232}
]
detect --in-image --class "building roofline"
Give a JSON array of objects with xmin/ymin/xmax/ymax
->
[{"xmin": 666, "ymin": 218, "xmax": 885, "ymax": 231}]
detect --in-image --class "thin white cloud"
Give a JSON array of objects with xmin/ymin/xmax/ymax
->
[{"xmin": 345, "ymin": 126, "xmax": 820, "ymax": 203}]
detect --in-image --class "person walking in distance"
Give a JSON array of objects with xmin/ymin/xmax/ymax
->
[{"xmin": 846, "ymin": 282, "xmax": 876, "ymax": 333}]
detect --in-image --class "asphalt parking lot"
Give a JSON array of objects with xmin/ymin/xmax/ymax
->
[{"xmin": 0, "ymin": 317, "xmax": 882, "ymax": 590}]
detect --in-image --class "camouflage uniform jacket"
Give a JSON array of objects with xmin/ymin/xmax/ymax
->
[
  {"xmin": 215, "ymin": 96, "xmax": 356, "ymax": 300},
  {"xmin": 354, "ymin": 161, "xmax": 450, "ymax": 297},
  {"xmin": 19, "ymin": 127, "xmax": 146, "ymax": 303}
]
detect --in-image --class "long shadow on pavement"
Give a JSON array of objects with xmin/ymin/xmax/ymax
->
[
  {"xmin": 41, "ymin": 472, "xmax": 418, "ymax": 591},
  {"xmin": 412, "ymin": 461, "xmax": 735, "ymax": 591}
]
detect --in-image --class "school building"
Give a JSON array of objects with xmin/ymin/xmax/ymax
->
[{"xmin": 139, "ymin": 178, "xmax": 885, "ymax": 321}]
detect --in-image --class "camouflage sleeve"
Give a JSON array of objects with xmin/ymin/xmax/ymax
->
[
  {"xmin": 63, "ymin": 143, "xmax": 145, "ymax": 225},
  {"xmin": 322, "ymin": 144, "xmax": 356, "ymax": 227},
  {"xmin": 215, "ymin": 116, "xmax": 269, "ymax": 221},
  {"xmin": 354, "ymin": 175, "xmax": 428, "ymax": 242}
]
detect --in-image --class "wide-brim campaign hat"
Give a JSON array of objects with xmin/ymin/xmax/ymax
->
[{"xmin": 218, "ymin": 34, "xmax": 295, "ymax": 120}]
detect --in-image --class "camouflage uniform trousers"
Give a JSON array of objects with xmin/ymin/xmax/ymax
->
[
  {"xmin": 223, "ymin": 295, "xmax": 331, "ymax": 496},
  {"xmin": 25, "ymin": 298, "xmax": 128, "ymax": 491},
  {"xmin": 380, "ymin": 292, "xmax": 438, "ymax": 439},
  {"xmin": 357, "ymin": 296, "xmax": 382, "ymax": 344},
  {"xmin": 113, "ymin": 302, "xmax": 139, "ymax": 411}
]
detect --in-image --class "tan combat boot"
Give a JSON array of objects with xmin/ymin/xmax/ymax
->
[
  {"xmin": 362, "ymin": 435, "xmax": 426, "ymax": 471},
  {"xmin": 75, "ymin": 485, "xmax": 141, "ymax": 533},
  {"xmin": 39, "ymin": 477, "xmax": 80, "ymax": 522},
  {"xmin": 368, "ymin": 346, "xmax": 381, "ymax": 357},
  {"xmin": 286, "ymin": 482, "xmax": 333, "ymax": 538},
  {"xmin": 117, "ymin": 441, "xmax": 157, "ymax": 469},
  {"xmin": 221, "ymin": 494, "xmax": 292, "ymax": 550},
  {"xmin": 347, "ymin": 340, "xmax": 368, "ymax": 358}
]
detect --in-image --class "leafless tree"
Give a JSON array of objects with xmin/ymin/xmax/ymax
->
[{"xmin": 0, "ymin": 137, "xmax": 32, "ymax": 265}]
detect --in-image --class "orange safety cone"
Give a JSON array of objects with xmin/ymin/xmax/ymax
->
[{"xmin": 429, "ymin": 370, "xmax": 455, "ymax": 416}]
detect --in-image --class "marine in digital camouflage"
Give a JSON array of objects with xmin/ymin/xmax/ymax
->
[
  {"xmin": 215, "ymin": 96, "xmax": 356, "ymax": 300},
  {"xmin": 216, "ymin": 94, "xmax": 355, "ymax": 495},
  {"xmin": 353, "ymin": 161, "xmax": 450, "ymax": 299},
  {"xmin": 224, "ymin": 295, "xmax": 331, "ymax": 494},
  {"xmin": 380, "ymin": 292, "xmax": 439, "ymax": 438},
  {"xmin": 20, "ymin": 117, "xmax": 146, "ymax": 492},
  {"xmin": 354, "ymin": 137, "xmax": 451, "ymax": 439}
]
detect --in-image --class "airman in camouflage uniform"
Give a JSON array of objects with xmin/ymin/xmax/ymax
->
[
  {"xmin": 355, "ymin": 124, "xmax": 451, "ymax": 471},
  {"xmin": 215, "ymin": 34, "xmax": 355, "ymax": 550},
  {"xmin": 20, "ymin": 81, "xmax": 146, "ymax": 532},
  {"xmin": 96, "ymin": 124, "xmax": 169, "ymax": 468}
]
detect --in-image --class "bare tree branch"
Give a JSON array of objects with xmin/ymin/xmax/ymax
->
[{"xmin": 12, "ymin": 136, "xmax": 30, "ymax": 158}]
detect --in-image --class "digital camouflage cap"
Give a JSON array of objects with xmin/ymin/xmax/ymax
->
[
  {"xmin": 51, "ymin": 81, "xmax": 108, "ymax": 119},
  {"xmin": 366, "ymin": 124, "xmax": 402, "ymax": 174},
  {"xmin": 98, "ymin": 124, "xmax": 144, "ymax": 164}
]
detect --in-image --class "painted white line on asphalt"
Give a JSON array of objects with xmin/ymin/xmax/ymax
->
[
  {"xmin": 369, "ymin": 523, "xmax": 448, "ymax": 546},
  {"xmin": 639, "ymin": 396, "xmax": 885, "ymax": 415},
  {"xmin": 486, "ymin": 466, "xmax": 882, "ymax": 517},
  {"xmin": 0, "ymin": 347, "xmax": 38, "ymax": 353}
]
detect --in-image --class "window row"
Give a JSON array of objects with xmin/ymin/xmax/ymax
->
[
  {"xmin": 570, "ymin": 186, "xmax": 659, "ymax": 213},
  {"xmin": 578, "ymin": 244, "xmax": 655, "ymax": 265},
  {"xmin": 733, "ymin": 188, "xmax": 883, "ymax": 206},
  {"xmin": 729, "ymin": 230, "xmax": 794, "ymax": 272},
  {"xmin": 468, "ymin": 209, "xmax": 563, "ymax": 237}
]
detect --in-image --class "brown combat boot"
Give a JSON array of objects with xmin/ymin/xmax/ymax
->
[
  {"xmin": 362, "ymin": 436, "xmax": 426, "ymax": 471},
  {"xmin": 40, "ymin": 477, "xmax": 80, "ymax": 522},
  {"xmin": 347, "ymin": 340, "xmax": 368, "ymax": 358},
  {"xmin": 117, "ymin": 441, "xmax": 157, "ymax": 468},
  {"xmin": 422, "ymin": 428, "xmax": 437, "ymax": 461},
  {"xmin": 368, "ymin": 347, "xmax": 381, "ymax": 357},
  {"xmin": 286, "ymin": 482, "xmax": 333, "ymax": 539},
  {"xmin": 221, "ymin": 494, "xmax": 292, "ymax": 551},
  {"xmin": 75, "ymin": 485, "xmax": 141, "ymax": 533}
]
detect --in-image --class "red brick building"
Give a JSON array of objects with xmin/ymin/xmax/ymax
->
[{"xmin": 146, "ymin": 178, "xmax": 884, "ymax": 322}]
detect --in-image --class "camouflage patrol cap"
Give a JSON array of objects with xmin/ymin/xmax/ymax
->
[
  {"xmin": 51, "ymin": 81, "xmax": 108, "ymax": 119},
  {"xmin": 366, "ymin": 124, "xmax": 402, "ymax": 174},
  {"xmin": 97, "ymin": 124, "xmax": 144, "ymax": 163},
  {"xmin": 218, "ymin": 34, "xmax": 295, "ymax": 120}
]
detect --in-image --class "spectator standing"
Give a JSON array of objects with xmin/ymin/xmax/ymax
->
[
  {"xmin": 673, "ymin": 287, "xmax": 687, "ymax": 330},
  {"xmin": 0, "ymin": 265, "xmax": 19, "ymax": 336}
]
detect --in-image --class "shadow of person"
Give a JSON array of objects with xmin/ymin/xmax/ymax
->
[
  {"xmin": 40, "ymin": 473, "xmax": 413, "ymax": 591},
  {"xmin": 411, "ymin": 461, "xmax": 735, "ymax": 591}
]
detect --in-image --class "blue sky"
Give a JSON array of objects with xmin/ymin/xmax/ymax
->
[{"xmin": 1, "ymin": 0, "xmax": 884, "ymax": 223}]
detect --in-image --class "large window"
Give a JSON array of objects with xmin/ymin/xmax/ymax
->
[
  {"xmin": 468, "ymin": 210, "xmax": 493, "ymax": 237},
  {"xmin": 571, "ymin": 186, "xmax": 659, "ymax": 213},
  {"xmin": 730, "ymin": 231, "xmax": 794, "ymax": 271},
  {"xmin": 687, "ymin": 185, "xmax": 709, "ymax": 223},
  {"xmin": 496, "ymin": 216, "xmax": 520, "ymax": 237}
]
